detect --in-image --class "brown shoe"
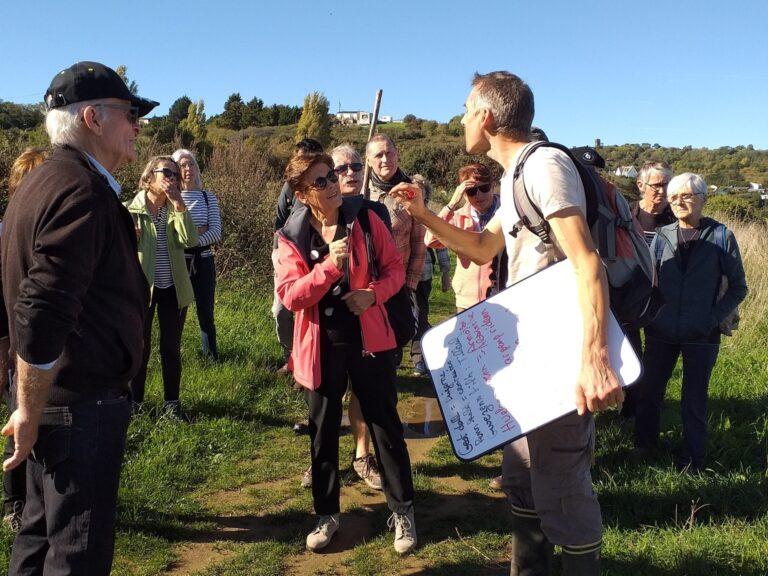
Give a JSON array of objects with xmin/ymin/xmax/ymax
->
[
  {"xmin": 300, "ymin": 464, "xmax": 312, "ymax": 489},
  {"xmin": 276, "ymin": 363, "xmax": 291, "ymax": 376},
  {"xmin": 352, "ymin": 454, "xmax": 383, "ymax": 491},
  {"xmin": 489, "ymin": 475, "xmax": 503, "ymax": 491}
]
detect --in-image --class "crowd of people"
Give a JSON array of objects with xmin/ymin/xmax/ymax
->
[{"xmin": 0, "ymin": 61, "xmax": 747, "ymax": 576}]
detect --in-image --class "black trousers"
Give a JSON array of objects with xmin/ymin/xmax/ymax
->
[
  {"xmin": 306, "ymin": 338, "xmax": 414, "ymax": 515},
  {"xmin": 188, "ymin": 251, "xmax": 218, "ymax": 358},
  {"xmin": 131, "ymin": 286, "xmax": 188, "ymax": 403},
  {"xmin": 409, "ymin": 278, "xmax": 432, "ymax": 366},
  {"xmin": 9, "ymin": 396, "xmax": 131, "ymax": 576},
  {"xmin": 635, "ymin": 335, "xmax": 720, "ymax": 468}
]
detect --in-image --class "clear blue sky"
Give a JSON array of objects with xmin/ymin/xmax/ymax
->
[{"xmin": 2, "ymin": 0, "xmax": 767, "ymax": 149}]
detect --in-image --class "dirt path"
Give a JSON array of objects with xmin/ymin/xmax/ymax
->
[{"xmin": 163, "ymin": 389, "xmax": 493, "ymax": 576}]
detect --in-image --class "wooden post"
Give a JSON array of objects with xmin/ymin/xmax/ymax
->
[{"xmin": 362, "ymin": 89, "xmax": 383, "ymax": 200}]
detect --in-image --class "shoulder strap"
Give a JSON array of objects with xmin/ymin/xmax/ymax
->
[
  {"xmin": 652, "ymin": 234, "xmax": 665, "ymax": 269},
  {"xmin": 356, "ymin": 208, "xmax": 380, "ymax": 280},
  {"xmin": 202, "ymin": 190, "xmax": 209, "ymax": 207}
]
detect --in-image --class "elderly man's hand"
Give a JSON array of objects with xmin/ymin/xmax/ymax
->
[
  {"xmin": 575, "ymin": 346, "xmax": 624, "ymax": 415},
  {"xmin": 389, "ymin": 183, "xmax": 427, "ymax": 219},
  {"xmin": 2, "ymin": 409, "xmax": 39, "ymax": 471}
]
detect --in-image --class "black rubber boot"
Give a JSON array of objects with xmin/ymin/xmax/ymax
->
[
  {"xmin": 561, "ymin": 547, "xmax": 600, "ymax": 576},
  {"xmin": 509, "ymin": 513, "xmax": 553, "ymax": 576}
]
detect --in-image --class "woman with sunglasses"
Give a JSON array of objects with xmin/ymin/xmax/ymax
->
[
  {"xmin": 425, "ymin": 162, "xmax": 504, "ymax": 312},
  {"xmin": 275, "ymin": 151, "xmax": 417, "ymax": 555},
  {"xmin": 127, "ymin": 156, "xmax": 198, "ymax": 419}
]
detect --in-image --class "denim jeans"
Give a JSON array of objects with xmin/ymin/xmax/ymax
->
[{"xmin": 9, "ymin": 395, "xmax": 131, "ymax": 576}]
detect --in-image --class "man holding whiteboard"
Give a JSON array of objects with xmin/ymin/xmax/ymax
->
[{"xmin": 390, "ymin": 71, "xmax": 622, "ymax": 575}]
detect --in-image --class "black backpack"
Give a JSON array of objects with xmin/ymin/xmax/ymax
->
[
  {"xmin": 356, "ymin": 208, "xmax": 417, "ymax": 348},
  {"xmin": 511, "ymin": 142, "xmax": 663, "ymax": 330}
]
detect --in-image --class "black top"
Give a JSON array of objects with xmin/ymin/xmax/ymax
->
[
  {"xmin": 1, "ymin": 145, "xmax": 150, "ymax": 405},
  {"xmin": 677, "ymin": 226, "xmax": 701, "ymax": 271},
  {"xmin": 306, "ymin": 212, "xmax": 361, "ymax": 344}
]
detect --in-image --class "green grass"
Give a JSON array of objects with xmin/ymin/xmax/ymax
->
[{"xmin": 1, "ymin": 245, "xmax": 766, "ymax": 575}]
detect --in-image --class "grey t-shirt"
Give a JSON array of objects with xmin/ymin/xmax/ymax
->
[{"xmin": 498, "ymin": 144, "xmax": 587, "ymax": 286}]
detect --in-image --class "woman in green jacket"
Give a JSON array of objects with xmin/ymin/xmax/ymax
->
[{"xmin": 127, "ymin": 156, "xmax": 198, "ymax": 419}]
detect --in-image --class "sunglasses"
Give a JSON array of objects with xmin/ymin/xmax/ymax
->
[
  {"xmin": 333, "ymin": 162, "xmax": 363, "ymax": 175},
  {"xmin": 307, "ymin": 170, "xmax": 339, "ymax": 191},
  {"xmin": 94, "ymin": 103, "xmax": 140, "ymax": 125},
  {"xmin": 152, "ymin": 168, "xmax": 180, "ymax": 180},
  {"xmin": 466, "ymin": 183, "xmax": 491, "ymax": 197}
]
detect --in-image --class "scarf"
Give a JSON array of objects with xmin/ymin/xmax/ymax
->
[{"xmin": 370, "ymin": 168, "xmax": 412, "ymax": 194}]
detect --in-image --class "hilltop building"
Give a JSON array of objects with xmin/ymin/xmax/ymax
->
[
  {"xmin": 335, "ymin": 111, "xmax": 394, "ymax": 125},
  {"xmin": 615, "ymin": 165, "xmax": 638, "ymax": 178}
]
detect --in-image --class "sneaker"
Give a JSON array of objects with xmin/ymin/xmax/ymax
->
[
  {"xmin": 162, "ymin": 401, "xmax": 190, "ymax": 422},
  {"xmin": 352, "ymin": 454, "xmax": 383, "ymax": 491},
  {"xmin": 387, "ymin": 508, "xmax": 417, "ymax": 555},
  {"xmin": 488, "ymin": 475, "xmax": 503, "ymax": 491},
  {"xmin": 305, "ymin": 513, "xmax": 340, "ymax": 551},
  {"xmin": 412, "ymin": 361, "xmax": 428, "ymax": 376},
  {"xmin": 293, "ymin": 420, "xmax": 310, "ymax": 435},
  {"xmin": 276, "ymin": 363, "xmax": 291, "ymax": 376},
  {"xmin": 2, "ymin": 500, "xmax": 24, "ymax": 533},
  {"xmin": 301, "ymin": 464, "xmax": 312, "ymax": 489}
]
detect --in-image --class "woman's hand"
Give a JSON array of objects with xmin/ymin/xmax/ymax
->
[
  {"xmin": 161, "ymin": 179, "xmax": 186, "ymax": 212},
  {"xmin": 342, "ymin": 289, "xmax": 376, "ymax": 315},
  {"xmin": 328, "ymin": 237, "xmax": 348, "ymax": 270},
  {"xmin": 447, "ymin": 180, "xmax": 476, "ymax": 210},
  {"xmin": 389, "ymin": 183, "xmax": 427, "ymax": 218},
  {"xmin": 197, "ymin": 225, "xmax": 209, "ymax": 235}
]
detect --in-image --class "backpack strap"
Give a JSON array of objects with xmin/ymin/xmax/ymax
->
[
  {"xmin": 652, "ymin": 234, "xmax": 665, "ymax": 269},
  {"xmin": 715, "ymin": 224, "xmax": 728, "ymax": 274},
  {"xmin": 355, "ymin": 207, "xmax": 380, "ymax": 280},
  {"xmin": 202, "ymin": 190, "xmax": 209, "ymax": 207}
]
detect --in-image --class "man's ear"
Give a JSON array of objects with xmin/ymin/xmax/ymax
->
[
  {"xmin": 81, "ymin": 105, "xmax": 103, "ymax": 136},
  {"xmin": 479, "ymin": 108, "xmax": 494, "ymax": 132}
]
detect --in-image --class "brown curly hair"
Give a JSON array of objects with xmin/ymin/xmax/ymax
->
[
  {"xmin": 458, "ymin": 162, "xmax": 491, "ymax": 184},
  {"xmin": 9, "ymin": 147, "xmax": 47, "ymax": 197},
  {"xmin": 284, "ymin": 151, "xmax": 334, "ymax": 194}
]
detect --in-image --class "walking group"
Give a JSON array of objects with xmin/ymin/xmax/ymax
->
[{"xmin": 0, "ymin": 61, "xmax": 747, "ymax": 576}]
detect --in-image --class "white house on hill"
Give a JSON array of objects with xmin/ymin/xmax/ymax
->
[
  {"xmin": 615, "ymin": 165, "xmax": 638, "ymax": 178},
  {"xmin": 335, "ymin": 111, "xmax": 393, "ymax": 126}
]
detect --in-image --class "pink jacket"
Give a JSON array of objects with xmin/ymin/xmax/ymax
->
[
  {"xmin": 425, "ymin": 204, "xmax": 497, "ymax": 310},
  {"xmin": 275, "ymin": 199, "xmax": 405, "ymax": 390}
]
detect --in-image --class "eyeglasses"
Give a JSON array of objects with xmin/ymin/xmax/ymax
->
[
  {"xmin": 307, "ymin": 170, "xmax": 339, "ymax": 191},
  {"xmin": 152, "ymin": 168, "xmax": 180, "ymax": 180},
  {"xmin": 94, "ymin": 103, "xmax": 140, "ymax": 125},
  {"xmin": 668, "ymin": 192, "xmax": 702, "ymax": 204},
  {"xmin": 333, "ymin": 163, "xmax": 363, "ymax": 175},
  {"xmin": 643, "ymin": 180, "xmax": 669, "ymax": 192},
  {"xmin": 466, "ymin": 183, "xmax": 491, "ymax": 197}
]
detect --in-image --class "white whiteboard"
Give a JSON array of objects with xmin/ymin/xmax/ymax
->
[{"xmin": 422, "ymin": 259, "xmax": 642, "ymax": 461}]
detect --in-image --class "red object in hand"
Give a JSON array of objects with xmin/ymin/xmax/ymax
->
[{"xmin": 406, "ymin": 189, "xmax": 416, "ymax": 199}]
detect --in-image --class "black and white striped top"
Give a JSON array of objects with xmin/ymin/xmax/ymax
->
[
  {"xmin": 152, "ymin": 205, "xmax": 174, "ymax": 289},
  {"xmin": 180, "ymin": 190, "xmax": 222, "ymax": 247}
]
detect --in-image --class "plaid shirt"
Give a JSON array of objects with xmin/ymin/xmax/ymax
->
[{"xmin": 372, "ymin": 187, "xmax": 426, "ymax": 291}]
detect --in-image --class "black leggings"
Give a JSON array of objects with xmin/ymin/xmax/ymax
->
[
  {"xmin": 131, "ymin": 286, "xmax": 188, "ymax": 403},
  {"xmin": 188, "ymin": 251, "xmax": 218, "ymax": 357},
  {"xmin": 306, "ymin": 337, "xmax": 414, "ymax": 515}
]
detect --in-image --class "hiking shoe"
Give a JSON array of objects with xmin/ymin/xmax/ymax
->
[
  {"xmin": 352, "ymin": 454, "xmax": 383, "ymax": 491},
  {"xmin": 2, "ymin": 500, "xmax": 24, "ymax": 533},
  {"xmin": 489, "ymin": 475, "xmax": 503, "ymax": 491},
  {"xmin": 276, "ymin": 363, "xmax": 291, "ymax": 377},
  {"xmin": 387, "ymin": 508, "xmax": 417, "ymax": 555},
  {"xmin": 293, "ymin": 420, "xmax": 310, "ymax": 435},
  {"xmin": 162, "ymin": 401, "xmax": 190, "ymax": 423},
  {"xmin": 306, "ymin": 513, "xmax": 340, "ymax": 551},
  {"xmin": 412, "ymin": 361, "xmax": 428, "ymax": 376},
  {"xmin": 301, "ymin": 464, "xmax": 313, "ymax": 489}
]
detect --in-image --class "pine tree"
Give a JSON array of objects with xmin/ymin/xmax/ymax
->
[
  {"xmin": 178, "ymin": 100, "xmax": 207, "ymax": 143},
  {"xmin": 295, "ymin": 92, "xmax": 331, "ymax": 146},
  {"xmin": 219, "ymin": 93, "xmax": 244, "ymax": 130},
  {"xmin": 115, "ymin": 65, "xmax": 139, "ymax": 95}
]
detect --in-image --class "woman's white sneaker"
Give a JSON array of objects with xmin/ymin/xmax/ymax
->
[
  {"xmin": 388, "ymin": 509, "xmax": 417, "ymax": 554},
  {"xmin": 306, "ymin": 513, "xmax": 340, "ymax": 551}
]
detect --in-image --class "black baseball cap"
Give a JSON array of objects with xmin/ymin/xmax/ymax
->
[
  {"xmin": 44, "ymin": 61, "xmax": 158, "ymax": 117},
  {"xmin": 572, "ymin": 146, "xmax": 606, "ymax": 169}
]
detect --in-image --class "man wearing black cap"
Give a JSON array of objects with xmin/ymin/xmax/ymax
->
[{"xmin": 1, "ymin": 61, "xmax": 156, "ymax": 575}]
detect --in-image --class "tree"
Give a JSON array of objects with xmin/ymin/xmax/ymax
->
[
  {"xmin": 168, "ymin": 96, "xmax": 193, "ymax": 125},
  {"xmin": 242, "ymin": 97, "xmax": 264, "ymax": 127},
  {"xmin": 295, "ymin": 92, "xmax": 331, "ymax": 146},
  {"xmin": 115, "ymin": 65, "xmax": 138, "ymax": 95},
  {"xmin": 178, "ymin": 100, "xmax": 207, "ymax": 144},
  {"xmin": 219, "ymin": 93, "xmax": 244, "ymax": 130}
]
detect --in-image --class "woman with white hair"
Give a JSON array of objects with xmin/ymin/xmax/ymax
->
[
  {"xmin": 634, "ymin": 173, "xmax": 747, "ymax": 472},
  {"xmin": 172, "ymin": 149, "xmax": 223, "ymax": 360}
]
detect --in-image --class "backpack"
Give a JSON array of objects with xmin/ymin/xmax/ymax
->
[
  {"xmin": 356, "ymin": 208, "xmax": 417, "ymax": 348},
  {"xmin": 510, "ymin": 141, "xmax": 663, "ymax": 330}
]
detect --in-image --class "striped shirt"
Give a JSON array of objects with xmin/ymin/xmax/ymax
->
[
  {"xmin": 180, "ymin": 190, "xmax": 222, "ymax": 247},
  {"xmin": 152, "ymin": 205, "xmax": 173, "ymax": 289}
]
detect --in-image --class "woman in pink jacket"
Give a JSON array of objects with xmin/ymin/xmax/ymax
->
[
  {"xmin": 275, "ymin": 151, "xmax": 417, "ymax": 555},
  {"xmin": 425, "ymin": 163, "xmax": 504, "ymax": 312}
]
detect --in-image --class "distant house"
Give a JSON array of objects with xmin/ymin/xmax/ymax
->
[
  {"xmin": 335, "ymin": 111, "xmax": 392, "ymax": 125},
  {"xmin": 615, "ymin": 165, "xmax": 638, "ymax": 178}
]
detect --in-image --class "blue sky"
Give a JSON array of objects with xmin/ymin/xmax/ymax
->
[{"xmin": 2, "ymin": 0, "xmax": 767, "ymax": 148}]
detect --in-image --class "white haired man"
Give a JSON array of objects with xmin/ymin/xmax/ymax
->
[
  {"xmin": 390, "ymin": 71, "xmax": 623, "ymax": 575},
  {"xmin": 366, "ymin": 134, "xmax": 426, "ymax": 367},
  {"xmin": 1, "ymin": 61, "xmax": 156, "ymax": 575}
]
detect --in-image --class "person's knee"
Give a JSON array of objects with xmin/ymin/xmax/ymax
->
[{"xmin": 536, "ymin": 492, "xmax": 602, "ymax": 547}]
